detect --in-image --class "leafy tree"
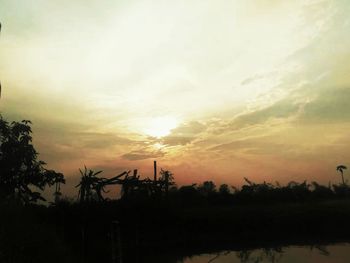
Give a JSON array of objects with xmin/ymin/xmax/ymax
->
[{"xmin": 0, "ymin": 115, "xmax": 65, "ymax": 203}]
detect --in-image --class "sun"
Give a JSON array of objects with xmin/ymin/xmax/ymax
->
[{"xmin": 144, "ymin": 116, "xmax": 178, "ymax": 138}]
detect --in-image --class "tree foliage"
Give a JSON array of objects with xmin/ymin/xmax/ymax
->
[{"xmin": 0, "ymin": 116, "xmax": 65, "ymax": 203}]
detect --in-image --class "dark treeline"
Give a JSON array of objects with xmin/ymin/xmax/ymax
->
[
  {"xmin": 1, "ymin": 115, "xmax": 350, "ymax": 263},
  {"xmin": 73, "ymin": 172, "xmax": 350, "ymax": 207},
  {"xmin": 155, "ymin": 178, "xmax": 350, "ymax": 206}
]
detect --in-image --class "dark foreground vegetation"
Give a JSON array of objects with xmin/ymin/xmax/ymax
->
[
  {"xmin": 2, "ymin": 196, "xmax": 350, "ymax": 263},
  {"xmin": 1, "ymin": 115, "xmax": 350, "ymax": 263}
]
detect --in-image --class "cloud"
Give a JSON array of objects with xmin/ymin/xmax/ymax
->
[
  {"xmin": 122, "ymin": 149, "xmax": 164, "ymax": 161},
  {"xmin": 210, "ymin": 137, "xmax": 265, "ymax": 152},
  {"xmin": 226, "ymin": 99, "xmax": 302, "ymax": 131},
  {"xmin": 161, "ymin": 121, "xmax": 206, "ymax": 146},
  {"xmin": 241, "ymin": 74, "xmax": 265, "ymax": 86},
  {"xmin": 209, "ymin": 134, "xmax": 294, "ymax": 157},
  {"xmin": 219, "ymin": 76, "xmax": 350, "ymax": 135},
  {"xmin": 299, "ymin": 87, "xmax": 350, "ymax": 123},
  {"xmin": 79, "ymin": 132, "xmax": 133, "ymax": 148}
]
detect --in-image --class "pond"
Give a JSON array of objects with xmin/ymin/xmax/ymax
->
[{"xmin": 179, "ymin": 243, "xmax": 350, "ymax": 263}]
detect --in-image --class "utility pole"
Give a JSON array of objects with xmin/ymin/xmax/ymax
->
[{"xmin": 153, "ymin": 160, "xmax": 157, "ymax": 183}]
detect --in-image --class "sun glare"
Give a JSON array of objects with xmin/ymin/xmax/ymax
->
[{"xmin": 144, "ymin": 116, "xmax": 178, "ymax": 138}]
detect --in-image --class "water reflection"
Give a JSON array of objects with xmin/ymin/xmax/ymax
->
[
  {"xmin": 236, "ymin": 247, "xmax": 284, "ymax": 263},
  {"xmin": 180, "ymin": 243, "xmax": 350, "ymax": 263}
]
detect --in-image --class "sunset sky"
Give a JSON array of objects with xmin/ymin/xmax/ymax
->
[{"xmin": 1, "ymin": 0, "xmax": 350, "ymax": 196}]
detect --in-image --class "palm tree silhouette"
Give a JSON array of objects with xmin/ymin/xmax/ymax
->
[{"xmin": 336, "ymin": 165, "xmax": 347, "ymax": 185}]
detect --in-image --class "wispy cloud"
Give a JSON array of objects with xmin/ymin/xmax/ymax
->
[{"xmin": 122, "ymin": 149, "xmax": 164, "ymax": 161}]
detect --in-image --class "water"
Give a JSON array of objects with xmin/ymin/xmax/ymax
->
[{"xmin": 180, "ymin": 243, "xmax": 350, "ymax": 263}]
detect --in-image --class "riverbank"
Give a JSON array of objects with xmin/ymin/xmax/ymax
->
[{"xmin": 2, "ymin": 198, "xmax": 350, "ymax": 262}]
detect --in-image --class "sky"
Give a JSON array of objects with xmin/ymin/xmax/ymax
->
[{"xmin": 1, "ymin": 0, "xmax": 350, "ymax": 197}]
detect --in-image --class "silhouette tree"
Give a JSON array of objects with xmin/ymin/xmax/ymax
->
[
  {"xmin": 0, "ymin": 116, "xmax": 65, "ymax": 203},
  {"xmin": 219, "ymin": 184, "xmax": 230, "ymax": 195},
  {"xmin": 159, "ymin": 169, "xmax": 174, "ymax": 195},
  {"xmin": 45, "ymin": 170, "xmax": 65, "ymax": 202},
  {"xmin": 198, "ymin": 181, "xmax": 216, "ymax": 196},
  {"xmin": 336, "ymin": 165, "xmax": 347, "ymax": 185}
]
